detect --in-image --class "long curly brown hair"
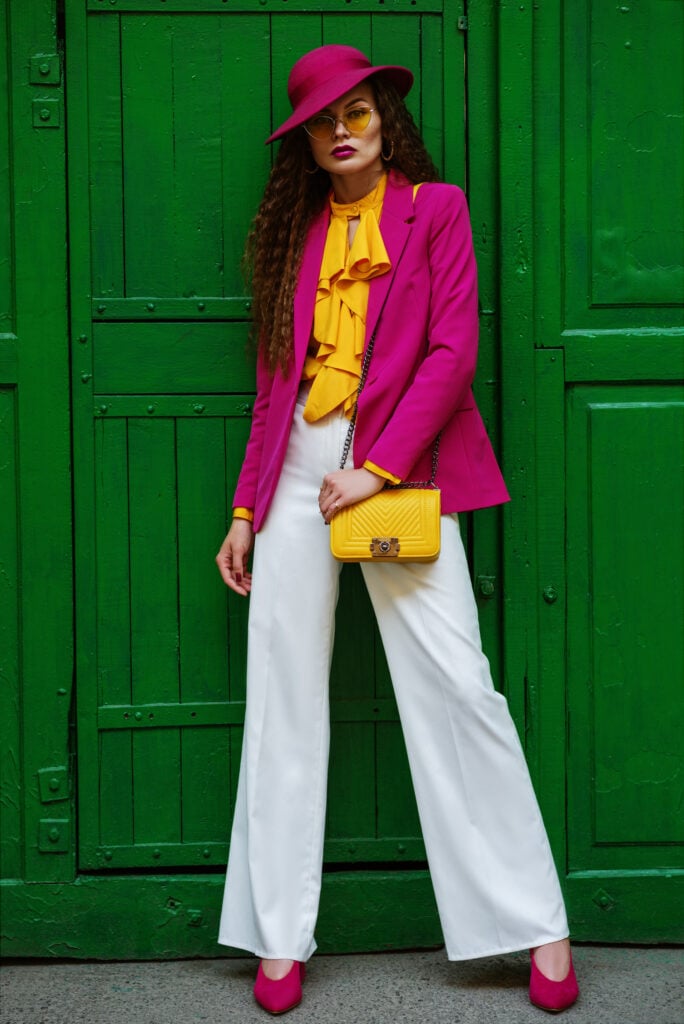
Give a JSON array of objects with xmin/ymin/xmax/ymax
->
[{"xmin": 244, "ymin": 74, "xmax": 440, "ymax": 374}]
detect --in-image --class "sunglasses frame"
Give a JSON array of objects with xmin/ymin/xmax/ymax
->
[{"xmin": 302, "ymin": 107, "xmax": 376, "ymax": 141}]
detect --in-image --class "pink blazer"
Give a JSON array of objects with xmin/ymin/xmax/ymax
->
[{"xmin": 233, "ymin": 170, "xmax": 510, "ymax": 531}]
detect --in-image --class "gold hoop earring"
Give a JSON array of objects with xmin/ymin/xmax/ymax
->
[
  {"xmin": 381, "ymin": 140, "xmax": 395, "ymax": 162},
  {"xmin": 305, "ymin": 161, "xmax": 320, "ymax": 175}
]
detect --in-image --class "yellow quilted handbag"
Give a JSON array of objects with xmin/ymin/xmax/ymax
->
[
  {"xmin": 330, "ymin": 485, "xmax": 441, "ymax": 562},
  {"xmin": 329, "ymin": 260, "xmax": 441, "ymax": 563}
]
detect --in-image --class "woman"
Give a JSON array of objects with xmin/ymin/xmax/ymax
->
[{"xmin": 216, "ymin": 44, "xmax": 579, "ymax": 1016}]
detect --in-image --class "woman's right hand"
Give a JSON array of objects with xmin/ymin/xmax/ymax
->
[{"xmin": 215, "ymin": 519, "xmax": 254, "ymax": 596}]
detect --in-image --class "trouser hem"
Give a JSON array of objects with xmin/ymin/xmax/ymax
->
[{"xmin": 445, "ymin": 932, "xmax": 571, "ymax": 962}]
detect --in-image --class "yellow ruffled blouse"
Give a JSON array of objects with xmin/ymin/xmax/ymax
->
[
  {"xmin": 301, "ymin": 173, "xmax": 390, "ymax": 423},
  {"xmin": 232, "ymin": 173, "xmax": 400, "ymax": 523}
]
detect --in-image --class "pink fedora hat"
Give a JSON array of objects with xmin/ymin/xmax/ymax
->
[{"xmin": 266, "ymin": 44, "xmax": 413, "ymax": 144}]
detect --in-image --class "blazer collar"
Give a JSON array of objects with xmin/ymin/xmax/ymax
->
[
  {"xmin": 293, "ymin": 169, "xmax": 416, "ymax": 374},
  {"xmin": 366, "ymin": 170, "xmax": 414, "ymax": 342}
]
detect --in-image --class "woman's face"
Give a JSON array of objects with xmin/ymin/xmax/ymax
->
[{"xmin": 305, "ymin": 81, "xmax": 383, "ymax": 180}]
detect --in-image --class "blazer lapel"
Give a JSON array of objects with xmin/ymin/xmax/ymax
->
[
  {"xmin": 293, "ymin": 205, "xmax": 329, "ymax": 378},
  {"xmin": 365, "ymin": 171, "xmax": 415, "ymax": 343}
]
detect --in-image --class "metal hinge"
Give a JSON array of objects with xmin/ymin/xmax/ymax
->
[{"xmin": 458, "ymin": 15, "xmax": 468, "ymax": 32}]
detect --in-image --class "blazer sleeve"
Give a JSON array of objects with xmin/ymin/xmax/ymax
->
[
  {"xmin": 364, "ymin": 186, "xmax": 480, "ymax": 481},
  {"xmin": 232, "ymin": 347, "xmax": 275, "ymax": 512}
]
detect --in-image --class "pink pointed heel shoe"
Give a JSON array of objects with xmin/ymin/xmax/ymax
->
[
  {"xmin": 529, "ymin": 949, "xmax": 579, "ymax": 1013},
  {"xmin": 254, "ymin": 960, "xmax": 306, "ymax": 1015}
]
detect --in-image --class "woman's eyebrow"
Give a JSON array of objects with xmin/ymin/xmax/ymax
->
[{"xmin": 318, "ymin": 96, "xmax": 368, "ymax": 114}]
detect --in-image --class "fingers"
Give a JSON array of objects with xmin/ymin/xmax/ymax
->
[
  {"xmin": 319, "ymin": 477, "xmax": 343, "ymax": 523},
  {"xmin": 323, "ymin": 498, "xmax": 341, "ymax": 526},
  {"xmin": 215, "ymin": 521, "xmax": 254, "ymax": 596},
  {"xmin": 318, "ymin": 469, "xmax": 385, "ymax": 523},
  {"xmin": 216, "ymin": 547, "xmax": 252, "ymax": 595}
]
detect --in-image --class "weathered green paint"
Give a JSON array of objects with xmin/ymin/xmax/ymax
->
[
  {"xmin": 499, "ymin": 0, "xmax": 684, "ymax": 939},
  {"xmin": 0, "ymin": 0, "xmax": 74, "ymax": 888},
  {"xmin": 2, "ymin": 0, "xmax": 683, "ymax": 959},
  {"xmin": 2, "ymin": 866, "xmax": 682, "ymax": 960},
  {"xmin": 1, "ymin": 872, "xmax": 442, "ymax": 959}
]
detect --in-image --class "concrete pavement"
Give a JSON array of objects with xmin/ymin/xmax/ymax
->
[{"xmin": 1, "ymin": 946, "xmax": 682, "ymax": 1024}]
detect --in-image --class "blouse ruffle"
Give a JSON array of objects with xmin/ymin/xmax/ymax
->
[{"xmin": 302, "ymin": 173, "xmax": 390, "ymax": 422}]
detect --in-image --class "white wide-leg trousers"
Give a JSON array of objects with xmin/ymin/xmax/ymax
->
[{"xmin": 218, "ymin": 396, "xmax": 569, "ymax": 962}]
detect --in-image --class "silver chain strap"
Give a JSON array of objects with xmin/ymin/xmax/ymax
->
[{"xmin": 339, "ymin": 324, "xmax": 441, "ymax": 488}]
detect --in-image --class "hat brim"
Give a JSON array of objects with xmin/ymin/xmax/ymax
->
[{"xmin": 265, "ymin": 65, "xmax": 413, "ymax": 144}]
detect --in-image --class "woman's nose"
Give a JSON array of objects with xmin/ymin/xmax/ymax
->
[{"xmin": 332, "ymin": 116, "xmax": 350, "ymax": 138}]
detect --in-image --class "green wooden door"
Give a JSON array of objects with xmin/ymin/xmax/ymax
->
[
  {"xmin": 1, "ymin": 0, "xmax": 73, "ymax": 887},
  {"xmin": 67, "ymin": 0, "xmax": 472, "ymax": 891},
  {"xmin": 500, "ymin": 0, "xmax": 684, "ymax": 940}
]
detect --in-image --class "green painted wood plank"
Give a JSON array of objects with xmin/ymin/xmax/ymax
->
[
  {"xmin": 326, "ymin": 723, "xmax": 376, "ymax": 840},
  {"xmin": 37, "ymin": 837, "xmax": 428, "ymax": 871},
  {"xmin": 127, "ymin": 417, "xmax": 183, "ymax": 847},
  {"xmin": 219, "ymin": 16, "xmax": 272, "ymax": 296},
  {"xmin": 181, "ymin": 727, "xmax": 231, "ymax": 843},
  {"xmin": 96, "ymin": 698, "xmax": 401, "ymax": 728},
  {"xmin": 67, "ymin": 0, "xmax": 102, "ymax": 876},
  {"xmin": 95, "ymin": 418, "xmax": 132, "ymax": 705},
  {"xmin": 441, "ymin": 0, "xmax": 464, "ymax": 184},
  {"xmin": 132, "ymin": 728, "xmax": 183, "ymax": 845},
  {"xmin": 177, "ymin": 418, "xmax": 229, "ymax": 703},
  {"xmin": 4, "ymin": 868, "xmax": 684, "ymax": 959},
  {"xmin": 463, "ymin": 4, "xmax": 502, "ymax": 690},
  {"xmin": 0, "ymin": 870, "xmax": 445, "ymax": 958},
  {"xmin": 371, "ymin": 14, "xmax": 421, "ymax": 127},
  {"xmin": 88, "ymin": 0, "xmax": 442, "ymax": 10},
  {"xmin": 87, "ymin": 12, "xmax": 125, "ymax": 296},
  {"xmin": 0, "ymin": 0, "xmax": 12, "ymax": 334},
  {"xmin": 498, "ymin": 0, "xmax": 536, "ymax": 735},
  {"xmin": 330, "ymin": 566, "xmax": 376, "ymax": 701},
  {"xmin": 171, "ymin": 16, "xmax": 225, "ymax": 297},
  {"xmin": 530, "ymin": 0, "xmax": 562, "ymax": 346},
  {"xmin": 322, "ymin": 12, "xmax": 371, "ymax": 51},
  {"xmin": 98, "ymin": 732, "xmax": 134, "ymax": 849},
  {"xmin": 96, "ymin": 396, "xmax": 255, "ymax": 418},
  {"xmin": 92, "ymin": 322, "xmax": 254, "ymax": 393},
  {"xmin": 92, "ymin": 297, "xmax": 253, "ymax": 318},
  {"xmin": 420, "ymin": 13, "xmax": 444, "ymax": 175},
  {"xmin": 529, "ymin": 350, "xmax": 567, "ymax": 864},
  {"xmin": 376, "ymin": 722, "xmax": 421, "ymax": 838},
  {"xmin": 0, "ymin": 387, "xmax": 21, "ymax": 880},
  {"xmin": 128, "ymin": 418, "xmax": 180, "ymax": 702},
  {"xmin": 13, "ymin": 0, "xmax": 74, "ymax": 882},
  {"xmin": 121, "ymin": 15, "xmax": 176, "ymax": 295},
  {"xmin": 563, "ymin": 332, "xmax": 684, "ymax": 382}
]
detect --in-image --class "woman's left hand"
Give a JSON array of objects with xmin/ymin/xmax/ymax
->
[{"xmin": 319, "ymin": 467, "xmax": 386, "ymax": 524}]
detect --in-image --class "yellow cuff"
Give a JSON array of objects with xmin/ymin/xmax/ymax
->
[
  {"xmin": 232, "ymin": 507, "xmax": 254, "ymax": 522},
  {"xmin": 363, "ymin": 460, "xmax": 402, "ymax": 485}
]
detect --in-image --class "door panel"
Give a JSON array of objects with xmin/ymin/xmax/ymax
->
[
  {"xmin": 70, "ymin": 0, "xmax": 467, "ymax": 873},
  {"xmin": 567, "ymin": 388, "xmax": 684, "ymax": 867},
  {"xmin": 506, "ymin": 0, "xmax": 684, "ymax": 938}
]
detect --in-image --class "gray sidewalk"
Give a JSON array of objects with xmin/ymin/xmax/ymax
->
[{"xmin": 1, "ymin": 946, "xmax": 682, "ymax": 1024}]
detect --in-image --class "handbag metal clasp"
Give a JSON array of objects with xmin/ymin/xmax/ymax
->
[{"xmin": 370, "ymin": 537, "xmax": 401, "ymax": 558}]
